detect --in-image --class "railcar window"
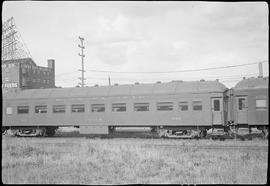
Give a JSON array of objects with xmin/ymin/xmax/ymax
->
[
  {"xmin": 35, "ymin": 105, "xmax": 47, "ymax": 113},
  {"xmin": 134, "ymin": 103, "xmax": 149, "ymax": 111},
  {"xmin": 91, "ymin": 104, "xmax": 105, "ymax": 112},
  {"xmin": 179, "ymin": 102, "xmax": 188, "ymax": 111},
  {"xmin": 256, "ymin": 99, "xmax": 267, "ymax": 110},
  {"xmin": 112, "ymin": 103, "xmax": 126, "ymax": 112},
  {"xmin": 213, "ymin": 100, "xmax": 220, "ymax": 111},
  {"xmin": 17, "ymin": 106, "xmax": 29, "ymax": 114},
  {"xmin": 157, "ymin": 102, "xmax": 173, "ymax": 111},
  {"xmin": 71, "ymin": 104, "xmax": 85, "ymax": 113},
  {"xmin": 238, "ymin": 98, "xmax": 247, "ymax": 110},
  {"xmin": 193, "ymin": 101, "xmax": 202, "ymax": 111},
  {"xmin": 6, "ymin": 107, "xmax": 13, "ymax": 115},
  {"xmin": 53, "ymin": 105, "xmax": 65, "ymax": 113}
]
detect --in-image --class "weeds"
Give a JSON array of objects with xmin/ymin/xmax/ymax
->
[{"xmin": 2, "ymin": 137, "xmax": 268, "ymax": 184}]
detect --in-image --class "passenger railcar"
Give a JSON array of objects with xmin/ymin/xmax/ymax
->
[
  {"xmin": 229, "ymin": 77, "xmax": 268, "ymax": 133},
  {"xmin": 2, "ymin": 80, "xmax": 228, "ymax": 137}
]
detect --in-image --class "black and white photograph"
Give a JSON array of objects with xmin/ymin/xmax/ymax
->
[{"xmin": 2, "ymin": 1, "xmax": 268, "ymax": 184}]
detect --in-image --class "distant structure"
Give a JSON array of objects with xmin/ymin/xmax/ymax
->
[
  {"xmin": 2, "ymin": 17, "xmax": 55, "ymax": 93},
  {"xmin": 2, "ymin": 58, "xmax": 55, "ymax": 90}
]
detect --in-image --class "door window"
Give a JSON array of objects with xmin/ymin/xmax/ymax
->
[
  {"xmin": 238, "ymin": 98, "xmax": 247, "ymax": 110},
  {"xmin": 213, "ymin": 100, "xmax": 220, "ymax": 111}
]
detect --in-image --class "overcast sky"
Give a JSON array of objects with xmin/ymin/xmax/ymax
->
[{"xmin": 2, "ymin": 1, "xmax": 269, "ymax": 88}]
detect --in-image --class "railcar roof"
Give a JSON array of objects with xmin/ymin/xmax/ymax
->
[
  {"xmin": 234, "ymin": 77, "xmax": 268, "ymax": 90},
  {"xmin": 5, "ymin": 80, "xmax": 228, "ymax": 99}
]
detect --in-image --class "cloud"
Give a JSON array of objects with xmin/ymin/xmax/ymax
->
[{"xmin": 95, "ymin": 43, "xmax": 128, "ymax": 65}]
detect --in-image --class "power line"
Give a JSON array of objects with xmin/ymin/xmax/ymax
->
[
  {"xmin": 56, "ymin": 70, "xmax": 78, "ymax": 77},
  {"xmin": 86, "ymin": 60, "xmax": 268, "ymax": 74}
]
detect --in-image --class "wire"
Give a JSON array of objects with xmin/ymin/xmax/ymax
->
[
  {"xmin": 56, "ymin": 70, "xmax": 79, "ymax": 77},
  {"xmin": 86, "ymin": 60, "xmax": 268, "ymax": 74}
]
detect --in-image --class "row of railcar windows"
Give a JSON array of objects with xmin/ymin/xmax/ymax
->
[{"xmin": 11, "ymin": 101, "xmax": 203, "ymax": 114}]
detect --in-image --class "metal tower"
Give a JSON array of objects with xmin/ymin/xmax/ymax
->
[{"xmin": 2, "ymin": 17, "xmax": 32, "ymax": 61}]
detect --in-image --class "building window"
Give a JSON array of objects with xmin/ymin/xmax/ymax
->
[
  {"xmin": 256, "ymin": 99, "xmax": 267, "ymax": 110},
  {"xmin": 6, "ymin": 107, "xmax": 13, "ymax": 115},
  {"xmin": 17, "ymin": 106, "xmax": 29, "ymax": 114},
  {"xmin": 35, "ymin": 105, "xmax": 47, "ymax": 113},
  {"xmin": 193, "ymin": 101, "xmax": 202, "ymax": 111},
  {"xmin": 134, "ymin": 103, "xmax": 149, "ymax": 111},
  {"xmin": 179, "ymin": 101, "xmax": 188, "ymax": 111},
  {"xmin": 53, "ymin": 105, "xmax": 65, "ymax": 113},
  {"xmin": 71, "ymin": 104, "xmax": 85, "ymax": 112},
  {"xmin": 91, "ymin": 104, "xmax": 105, "ymax": 112},
  {"xmin": 112, "ymin": 103, "xmax": 126, "ymax": 112},
  {"xmin": 157, "ymin": 102, "xmax": 173, "ymax": 111}
]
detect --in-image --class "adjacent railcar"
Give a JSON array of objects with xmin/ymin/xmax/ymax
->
[
  {"xmin": 230, "ymin": 77, "xmax": 268, "ymax": 132},
  {"xmin": 2, "ymin": 80, "xmax": 228, "ymax": 137}
]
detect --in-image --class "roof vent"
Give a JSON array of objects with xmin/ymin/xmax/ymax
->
[
  {"xmin": 114, "ymin": 83, "xmax": 118, "ymax": 86},
  {"xmin": 216, "ymin": 79, "xmax": 219, "ymax": 82},
  {"xmin": 156, "ymin": 81, "xmax": 161, "ymax": 84},
  {"xmin": 243, "ymin": 77, "xmax": 246, "ymax": 80},
  {"xmin": 200, "ymin": 79, "xmax": 205, "ymax": 82},
  {"xmin": 94, "ymin": 84, "xmax": 99, "ymax": 87},
  {"xmin": 135, "ymin": 82, "xmax": 139, "ymax": 85}
]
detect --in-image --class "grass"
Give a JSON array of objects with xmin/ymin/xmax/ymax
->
[{"xmin": 2, "ymin": 136, "xmax": 268, "ymax": 184}]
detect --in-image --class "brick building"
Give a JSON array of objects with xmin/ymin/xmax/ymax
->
[{"xmin": 2, "ymin": 58, "xmax": 55, "ymax": 92}]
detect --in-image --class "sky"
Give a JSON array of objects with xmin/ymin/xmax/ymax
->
[{"xmin": 2, "ymin": 1, "xmax": 269, "ymax": 88}]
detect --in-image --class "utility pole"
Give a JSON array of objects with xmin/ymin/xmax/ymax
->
[
  {"xmin": 78, "ymin": 36, "xmax": 86, "ymax": 87},
  {"xmin": 108, "ymin": 75, "xmax": 111, "ymax": 86},
  {"xmin": 258, "ymin": 62, "xmax": 263, "ymax": 78}
]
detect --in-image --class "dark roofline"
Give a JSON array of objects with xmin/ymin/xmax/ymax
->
[{"xmin": 2, "ymin": 58, "xmax": 37, "ymax": 66}]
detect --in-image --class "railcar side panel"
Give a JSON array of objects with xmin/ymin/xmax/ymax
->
[{"xmin": 3, "ymin": 92, "xmax": 227, "ymax": 129}]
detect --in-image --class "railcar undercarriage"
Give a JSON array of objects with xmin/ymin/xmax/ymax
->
[
  {"xmin": 2, "ymin": 126, "xmax": 58, "ymax": 137},
  {"xmin": 2, "ymin": 124, "xmax": 268, "ymax": 139}
]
